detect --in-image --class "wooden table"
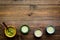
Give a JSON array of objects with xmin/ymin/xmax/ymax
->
[{"xmin": 0, "ymin": 0, "xmax": 60, "ymax": 40}]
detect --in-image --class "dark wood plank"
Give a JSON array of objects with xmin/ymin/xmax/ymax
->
[{"xmin": 0, "ymin": 0, "xmax": 60, "ymax": 40}]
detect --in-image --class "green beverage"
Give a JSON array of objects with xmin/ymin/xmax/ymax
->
[
  {"xmin": 20, "ymin": 25, "xmax": 30, "ymax": 35},
  {"xmin": 34, "ymin": 29, "xmax": 43, "ymax": 38},
  {"xmin": 46, "ymin": 25, "xmax": 55, "ymax": 35}
]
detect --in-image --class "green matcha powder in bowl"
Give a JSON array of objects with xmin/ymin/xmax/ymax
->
[{"xmin": 4, "ymin": 26, "xmax": 16, "ymax": 38}]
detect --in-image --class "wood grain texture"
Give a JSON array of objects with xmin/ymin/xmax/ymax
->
[
  {"xmin": 0, "ymin": 0, "xmax": 60, "ymax": 40},
  {"xmin": 0, "ymin": 0, "xmax": 60, "ymax": 4}
]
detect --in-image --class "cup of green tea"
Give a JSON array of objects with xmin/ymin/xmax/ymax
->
[
  {"xmin": 46, "ymin": 25, "xmax": 55, "ymax": 35},
  {"xmin": 4, "ymin": 26, "xmax": 16, "ymax": 38}
]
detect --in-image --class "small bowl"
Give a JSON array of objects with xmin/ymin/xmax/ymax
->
[
  {"xmin": 46, "ymin": 25, "xmax": 55, "ymax": 35},
  {"xmin": 34, "ymin": 29, "xmax": 43, "ymax": 38},
  {"xmin": 20, "ymin": 25, "xmax": 30, "ymax": 35},
  {"xmin": 4, "ymin": 26, "xmax": 16, "ymax": 38}
]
